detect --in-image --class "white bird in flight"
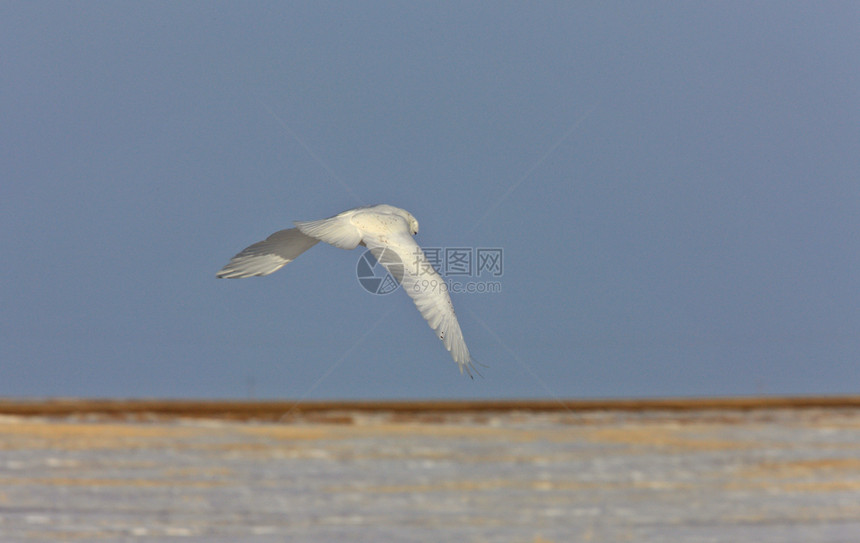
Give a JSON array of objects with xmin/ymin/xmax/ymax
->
[{"xmin": 217, "ymin": 204, "xmax": 476, "ymax": 376}]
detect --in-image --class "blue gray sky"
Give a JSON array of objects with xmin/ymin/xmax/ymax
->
[{"xmin": 3, "ymin": 2, "xmax": 858, "ymax": 399}]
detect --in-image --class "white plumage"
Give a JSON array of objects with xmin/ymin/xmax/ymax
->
[{"xmin": 217, "ymin": 204, "xmax": 476, "ymax": 376}]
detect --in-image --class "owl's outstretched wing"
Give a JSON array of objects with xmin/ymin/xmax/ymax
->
[
  {"xmin": 363, "ymin": 229, "xmax": 475, "ymax": 376},
  {"xmin": 216, "ymin": 228, "xmax": 319, "ymax": 278}
]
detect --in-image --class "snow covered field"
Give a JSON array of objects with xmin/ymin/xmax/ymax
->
[{"xmin": 1, "ymin": 405, "xmax": 859, "ymax": 542}]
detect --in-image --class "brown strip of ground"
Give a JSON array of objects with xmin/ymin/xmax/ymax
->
[{"xmin": 1, "ymin": 396, "xmax": 859, "ymax": 421}]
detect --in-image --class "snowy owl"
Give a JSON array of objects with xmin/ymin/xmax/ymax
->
[{"xmin": 217, "ymin": 204, "xmax": 476, "ymax": 376}]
